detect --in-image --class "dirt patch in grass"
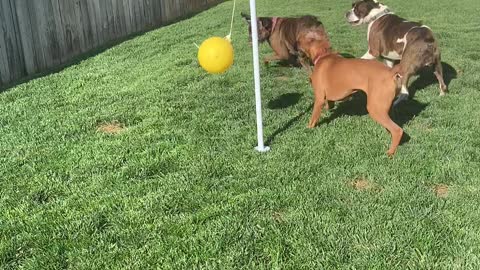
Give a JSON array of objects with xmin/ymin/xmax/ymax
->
[
  {"xmin": 349, "ymin": 178, "xmax": 383, "ymax": 192},
  {"xmin": 276, "ymin": 76, "xmax": 289, "ymax": 81},
  {"xmin": 272, "ymin": 211, "xmax": 284, "ymax": 223},
  {"xmin": 97, "ymin": 121, "xmax": 126, "ymax": 134},
  {"xmin": 350, "ymin": 178, "xmax": 371, "ymax": 191},
  {"xmin": 434, "ymin": 184, "xmax": 449, "ymax": 198}
]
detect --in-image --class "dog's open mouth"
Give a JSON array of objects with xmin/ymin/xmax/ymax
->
[{"xmin": 349, "ymin": 20, "xmax": 361, "ymax": 25}]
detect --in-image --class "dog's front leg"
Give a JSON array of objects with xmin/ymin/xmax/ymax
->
[
  {"xmin": 308, "ymin": 90, "xmax": 325, "ymax": 128},
  {"xmin": 263, "ymin": 54, "xmax": 283, "ymax": 65}
]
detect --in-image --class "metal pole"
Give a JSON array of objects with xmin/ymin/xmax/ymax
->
[{"xmin": 249, "ymin": 0, "xmax": 270, "ymax": 152}]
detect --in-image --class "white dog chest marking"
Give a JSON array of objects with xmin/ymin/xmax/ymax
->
[{"xmin": 382, "ymin": 50, "xmax": 401, "ymax": 60}]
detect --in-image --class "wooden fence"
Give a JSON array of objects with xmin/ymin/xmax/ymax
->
[{"xmin": 0, "ymin": 0, "xmax": 223, "ymax": 87}]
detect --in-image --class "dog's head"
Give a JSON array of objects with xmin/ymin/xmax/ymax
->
[
  {"xmin": 345, "ymin": 0, "xmax": 387, "ymax": 26},
  {"xmin": 298, "ymin": 31, "xmax": 332, "ymax": 62},
  {"xmin": 241, "ymin": 12, "xmax": 274, "ymax": 43}
]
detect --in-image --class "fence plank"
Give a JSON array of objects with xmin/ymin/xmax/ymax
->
[
  {"xmin": 70, "ymin": 0, "xmax": 88, "ymax": 53},
  {"xmin": 1, "ymin": 0, "xmax": 26, "ymax": 81},
  {"xmin": 0, "ymin": 5, "xmax": 11, "ymax": 84},
  {"xmin": 111, "ymin": 0, "xmax": 123, "ymax": 38},
  {"xmin": 50, "ymin": 0, "xmax": 68, "ymax": 63},
  {"xmin": 0, "ymin": 0, "xmax": 20, "ymax": 83},
  {"xmin": 58, "ymin": 0, "xmax": 82, "ymax": 58},
  {"xmin": 104, "ymin": 0, "xmax": 115, "ymax": 41},
  {"xmin": 151, "ymin": 0, "xmax": 163, "ymax": 27},
  {"xmin": 34, "ymin": 0, "xmax": 62, "ymax": 69},
  {"xmin": 93, "ymin": 0, "xmax": 107, "ymax": 45},
  {"xmin": 14, "ymin": 0, "xmax": 36, "ymax": 74},
  {"xmin": 27, "ymin": 1, "xmax": 48, "ymax": 71},
  {"xmin": 143, "ymin": 0, "xmax": 154, "ymax": 28},
  {"xmin": 84, "ymin": 0, "xmax": 99, "ymax": 49},
  {"xmin": 122, "ymin": 0, "xmax": 132, "ymax": 35},
  {"xmin": 131, "ymin": 0, "xmax": 141, "ymax": 32}
]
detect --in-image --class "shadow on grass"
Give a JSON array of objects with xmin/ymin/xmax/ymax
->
[
  {"xmin": 268, "ymin": 93, "xmax": 303, "ymax": 109},
  {"xmin": 318, "ymin": 91, "xmax": 368, "ymax": 126},
  {"xmin": 265, "ymin": 103, "xmax": 313, "ymax": 146},
  {"xmin": 319, "ymin": 91, "xmax": 429, "ymax": 145},
  {"xmin": 265, "ymin": 91, "xmax": 428, "ymax": 146},
  {"xmin": 409, "ymin": 62, "xmax": 457, "ymax": 97},
  {"xmin": 339, "ymin": 52, "xmax": 356, "ymax": 59},
  {"xmin": 318, "ymin": 91, "xmax": 429, "ymax": 128}
]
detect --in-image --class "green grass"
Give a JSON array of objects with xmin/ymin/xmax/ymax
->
[{"xmin": 1, "ymin": 0, "xmax": 480, "ymax": 268}]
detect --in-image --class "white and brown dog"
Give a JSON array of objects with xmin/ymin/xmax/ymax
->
[{"xmin": 346, "ymin": 0, "xmax": 447, "ymax": 104}]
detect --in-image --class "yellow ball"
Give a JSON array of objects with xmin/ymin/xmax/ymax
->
[{"xmin": 198, "ymin": 37, "xmax": 234, "ymax": 74}]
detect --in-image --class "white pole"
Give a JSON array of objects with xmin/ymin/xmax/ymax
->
[{"xmin": 249, "ymin": 0, "xmax": 270, "ymax": 152}]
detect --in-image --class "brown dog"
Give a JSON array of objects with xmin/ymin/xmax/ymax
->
[
  {"xmin": 346, "ymin": 0, "xmax": 447, "ymax": 105},
  {"xmin": 299, "ymin": 34, "xmax": 404, "ymax": 156},
  {"xmin": 241, "ymin": 12, "xmax": 328, "ymax": 70}
]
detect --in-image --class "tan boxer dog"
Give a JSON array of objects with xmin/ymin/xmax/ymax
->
[
  {"xmin": 299, "ymin": 33, "xmax": 404, "ymax": 156},
  {"xmin": 346, "ymin": 0, "xmax": 447, "ymax": 105}
]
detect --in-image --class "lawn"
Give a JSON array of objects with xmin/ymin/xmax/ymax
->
[{"xmin": 1, "ymin": 0, "xmax": 480, "ymax": 269}]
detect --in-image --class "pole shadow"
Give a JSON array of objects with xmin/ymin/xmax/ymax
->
[{"xmin": 265, "ymin": 104, "xmax": 313, "ymax": 146}]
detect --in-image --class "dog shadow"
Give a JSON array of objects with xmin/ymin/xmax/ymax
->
[
  {"xmin": 268, "ymin": 93, "xmax": 303, "ymax": 109},
  {"xmin": 267, "ymin": 59, "xmax": 302, "ymax": 68},
  {"xmin": 264, "ymin": 91, "xmax": 428, "ymax": 146},
  {"xmin": 318, "ymin": 91, "xmax": 368, "ymax": 126},
  {"xmin": 319, "ymin": 92, "xmax": 428, "ymax": 127},
  {"xmin": 409, "ymin": 62, "xmax": 457, "ymax": 97}
]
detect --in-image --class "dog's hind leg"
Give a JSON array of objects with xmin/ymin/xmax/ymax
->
[
  {"xmin": 393, "ymin": 69, "xmax": 413, "ymax": 107},
  {"xmin": 434, "ymin": 55, "xmax": 447, "ymax": 95},
  {"xmin": 367, "ymin": 94, "xmax": 403, "ymax": 156}
]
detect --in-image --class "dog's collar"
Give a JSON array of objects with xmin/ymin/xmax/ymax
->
[
  {"xmin": 272, "ymin": 17, "xmax": 279, "ymax": 32},
  {"xmin": 313, "ymin": 52, "xmax": 329, "ymax": 65},
  {"xmin": 369, "ymin": 8, "xmax": 393, "ymax": 22}
]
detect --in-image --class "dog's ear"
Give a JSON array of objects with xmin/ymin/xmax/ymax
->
[
  {"xmin": 241, "ymin": 12, "xmax": 251, "ymax": 23},
  {"xmin": 258, "ymin": 18, "xmax": 272, "ymax": 31},
  {"xmin": 305, "ymin": 31, "xmax": 329, "ymax": 42}
]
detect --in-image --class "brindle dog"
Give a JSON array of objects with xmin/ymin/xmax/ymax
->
[{"xmin": 241, "ymin": 12, "xmax": 329, "ymax": 71}]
